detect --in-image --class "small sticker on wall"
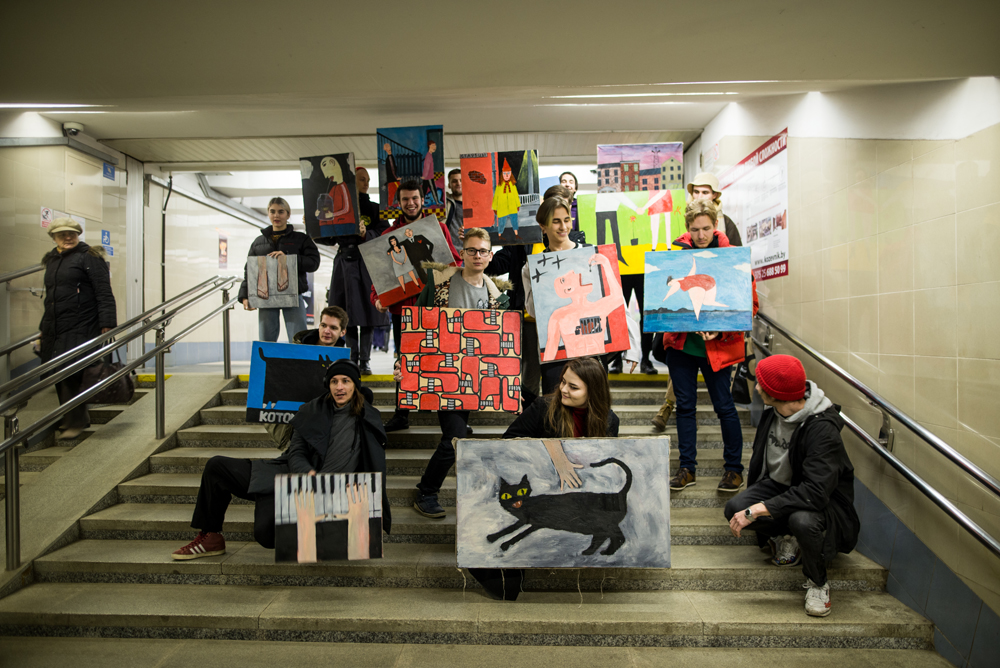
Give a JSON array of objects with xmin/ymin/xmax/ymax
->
[
  {"xmin": 103, "ymin": 163, "xmax": 115, "ymax": 180},
  {"xmin": 41, "ymin": 207, "xmax": 86, "ymax": 240},
  {"xmin": 218, "ymin": 233, "xmax": 228, "ymax": 269}
]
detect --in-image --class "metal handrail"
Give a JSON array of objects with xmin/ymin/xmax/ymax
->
[
  {"xmin": 0, "ymin": 277, "xmax": 238, "ymax": 417},
  {"xmin": 750, "ymin": 319, "xmax": 1000, "ymax": 560},
  {"xmin": 0, "ymin": 265, "xmax": 43, "ymax": 285},
  {"xmin": 4, "ymin": 282, "xmax": 236, "ymax": 570},
  {"xmin": 0, "ymin": 276, "xmax": 231, "ymax": 399},
  {"xmin": 754, "ymin": 312, "xmax": 1000, "ymax": 499},
  {"xmin": 0, "ymin": 333, "xmax": 38, "ymax": 360}
]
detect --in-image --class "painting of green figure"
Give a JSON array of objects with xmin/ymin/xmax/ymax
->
[{"xmin": 576, "ymin": 189, "xmax": 687, "ymax": 276}]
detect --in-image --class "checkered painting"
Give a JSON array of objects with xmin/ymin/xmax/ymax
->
[{"xmin": 398, "ymin": 307, "xmax": 522, "ymax": 412}]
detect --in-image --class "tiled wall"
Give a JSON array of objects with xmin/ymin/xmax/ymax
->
[
  {"xmin": 142, "ymin": 181, "xmax": 335, "ymax": 365},
  {"xmin": 1, "ymin": 145, "xmax": 128, "ymax": 375},
  {"xmin": 713, "ymin": 124, "xmax": 1000, "ymax": 626}
]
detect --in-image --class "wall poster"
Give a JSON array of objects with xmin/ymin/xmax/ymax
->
[{"xmin": 719, "ymin": 129, "xmax": 789, "ymax": 281}]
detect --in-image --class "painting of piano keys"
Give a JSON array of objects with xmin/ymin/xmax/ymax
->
[
  {"xmin": 398, "ymin": 306, "xmax": 522, "ymax": 412},
  {"xmin": 274, "ymin": 472, "xmax": 383, "ymax": 563},
  {"xmin": 526, "ymin": 244, "xmax": 629, "ymax": 363},
  {"xmin": 460, "ymin": 150, "xmax": 542, "ymax": 246}
]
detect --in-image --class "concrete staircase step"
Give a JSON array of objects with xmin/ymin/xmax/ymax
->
[
  {"xmin": 19, "ymin": 446, "xmax": 76, "ymax": 472},
  {"xmin": 223, "ymin": 385, "xmax": 715, "ymax": 407},
  {"xmin": 33, "ymin": 541, "xmax": 886, "ymax": 592},
  {"xmin": 88, "ymin": 406, "xmax": 127, "ymax": 424},
  {"xmin": 149, "ymin": 447, "xmax": 280, "ymax": 473},
  {"xmin": 0, "ymin": 471, "xmax": 39, "ymax": 497},
  {"xmin": 78, "ymin": 503, "xmax": 757, "ymax": 545},
  {"xmin": 0, "ymin": 638, "xmax": 956, "ymax": 668},
  {"xmin": 0, "ymin": 582, "xmax": 931, "ymax": 647},
  {"xmin": 202, "ymin": 403, "xmax": 748, "ymax": 427}
]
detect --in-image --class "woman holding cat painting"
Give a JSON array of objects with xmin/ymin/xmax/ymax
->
[{"xmin": 471, "ymin": 357, "xmax": 619, "ymax": 601}]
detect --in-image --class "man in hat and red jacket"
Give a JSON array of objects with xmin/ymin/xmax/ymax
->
[{"xmin": 724, "ymin": 354, "xmax": 860, "ymax": 618}]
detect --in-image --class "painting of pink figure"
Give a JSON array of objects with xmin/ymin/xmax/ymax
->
[
  {"xmin": 527, "ymin": 244, "xmax": 630, "ymax": 362},
  {"xmin": 274, "ymin": 472, "xmax": 383, "ymax": 563}
]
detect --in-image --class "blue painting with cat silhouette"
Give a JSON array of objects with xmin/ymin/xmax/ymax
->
[
  {"xmin": 456, "ymin": 438, "xmax": 671, "ymax": 568},
  {"xmin": 246, "ymin": 341, "xmax": 350, "ymax": 424}
]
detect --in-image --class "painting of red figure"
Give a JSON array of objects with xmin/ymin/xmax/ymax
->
[
  {"xmin": 527, "ymin": 244, "xmax": 630, "ymax": 362},
  {"xmin": 274, "ymin": 472, "xmax": 383, "ymax": 563},
  {"xmin": 398, "ymin": 307, "xmax": 522, "ymax": 412}
]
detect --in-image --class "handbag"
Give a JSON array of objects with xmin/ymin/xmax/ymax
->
[
  {"xmin": 81, "ymin": 348, "xmax": 136, "ymax": 405},
  {"xmin": 731, "ymin": 353, "xmax": 756, "ymax": 404}
]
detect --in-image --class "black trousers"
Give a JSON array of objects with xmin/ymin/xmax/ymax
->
[
  {"xmin": 620, "ymin": 274, "xmax": 653, "ymax": 361},
  {"xmin": 724, "ymin": 478, "xmax": 829, "ymax": 585},
  {"xmin": 345, "ymin": 326, "xmax": 374, "ymax": 364},
  {"xmin": 418, "ymin": 410, "xmax": 469, "ymax": 496},
  {"xmin": 190, "ymin": 456, "xmax": 276, "ymax": 549},
  {"xmin": 55, "ymin": 368, "xmax": 90, "ymax": 430},
  {"xmin": 521, "ymin": 320, "xmax": 540, "ymax": 406},
  {"xmin": 391, "ymin": 313, "xmax": 410, "ymax": 419}
]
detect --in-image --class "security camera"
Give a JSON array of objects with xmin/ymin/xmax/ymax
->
[{"xmin": 63, "ymin": 122, "xmax": 84, "ymax": 137}]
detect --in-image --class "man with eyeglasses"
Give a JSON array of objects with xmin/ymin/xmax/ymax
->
[{"xmin": 404, "ymin": 227, "xmax": 512, "ymax": 518}]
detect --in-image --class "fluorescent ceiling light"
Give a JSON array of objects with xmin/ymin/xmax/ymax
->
[
  {"xmin": 547, "ymin": 92, "xmax": 738, "ymax": 99},
  {"xmin": 536, "ymin": 102, "xmax": 694, "ymax": 107},
  {"xmin": 0, "ymin": 103, "xmax": 107, "ymax": 109},
  {"xmin": 575, "ymin": 80, "xmax": 788, "ymax": 88}
]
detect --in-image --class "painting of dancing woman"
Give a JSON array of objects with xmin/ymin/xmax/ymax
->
[
  {"xmin": 387, "ymin": 236, "xmax": 419, "ymax": 290},
  {"xmin": 542, "ymin": 252, "xmax": 626, "ymax": 361}
]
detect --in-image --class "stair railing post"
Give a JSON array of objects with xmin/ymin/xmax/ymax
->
[
  {"xmin": 155, "ymin": 327, "xmax": 166, "ymax": 440},
  {"xmin": 4, "ymin": 414, "xmax": 20, "ymax": 571},
  {"xmin": 222, "ymin": 288, "xmax": 231, "ymax": 381}
]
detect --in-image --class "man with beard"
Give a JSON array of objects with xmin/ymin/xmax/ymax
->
[{"xmin": 371, "ymin": 179, "xmax": 461, "ymax": 431}]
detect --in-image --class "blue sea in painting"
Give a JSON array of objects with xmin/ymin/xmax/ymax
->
[{"xmin": 642, "ymin": 247, "xmax": 753, "ymax": 333}]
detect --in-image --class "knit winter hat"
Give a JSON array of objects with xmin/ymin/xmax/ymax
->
[
  {"xmin": 323, "ymin": 359, "xmax": 361, "ymax": 390},
  {"xmin": 755, "ymin": 354, "xmax": 807, "ymax": 402}
]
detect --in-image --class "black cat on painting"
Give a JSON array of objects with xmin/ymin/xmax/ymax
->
[{"xmin": 487, "ymin": 458, "xmax": 633, "ymax": 555}]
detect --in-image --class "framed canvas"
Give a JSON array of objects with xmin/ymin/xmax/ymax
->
[
  {"xmin": 642, "ymin": 247, "xmax": 754, "ymax": 332},
  {"xmin": 300, "ymin": 152, "xmax": 361, "ymax": 239},
  {"xmin": 359, "ymin": 215, "xmax": 458, "ymax": 308},
  {"xmin": 398, "ymin": 306, "xmax": 522, "ymax": 412},
  {"xmin": 526, "ymin": 244, "xmax": 629, "ymax": 362},
  {"xmin": 596, "ymin": 142, "xmax": 684, "ymax": 193},
  {"xmin": 460, "ymin": 150, "xmax": 541, "ymax": 246},
  {"xmin": 377, "ymin": 125, "xmax": 445, "ymax": 222},
  {"xmin": 456, "ymin": 437, "xmax": 671, "ymax": 569},
  {"xmin": 274, "ymin": 472, "xmax": 383, "ymax": 563},
  {"xmin": 246, "ymin": 254, "xmax": 299, "ymax": 309},
  {"xmin": 246, "ymin": 341, "xmax": 350, "ymax": 424}
]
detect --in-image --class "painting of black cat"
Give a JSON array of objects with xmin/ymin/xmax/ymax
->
[
  {"xmin": 486, "ymin": 458, "xmax": 632, "ymax": 556},
  {"xmin": 258, "ymin": 347, "xmax": 337, "ymax": 409}
]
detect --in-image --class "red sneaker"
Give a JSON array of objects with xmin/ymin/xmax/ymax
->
[{"xmin": 171, "ymin": 532, "xmax": 226, "ymax": 560}]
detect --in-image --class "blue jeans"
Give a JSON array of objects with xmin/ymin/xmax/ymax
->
[
  {"xmin": 666, "ymin": 347, "xmax": 744, "ymax": 475},
  {"xmin": 258, "ymin": 298, "xmax": 307, "ymax": 343}
]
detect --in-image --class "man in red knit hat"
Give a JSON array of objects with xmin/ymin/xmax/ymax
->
[{"xmin": 723, "ymin": 354, "xmax": 860, "ymax": 617}]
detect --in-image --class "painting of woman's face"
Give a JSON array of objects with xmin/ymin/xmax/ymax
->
[{"xmin": 389, "ymin": 237, "xmax": 400, "ymax": 250}]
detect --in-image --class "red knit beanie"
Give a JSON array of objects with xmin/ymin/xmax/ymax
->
[{"xmin": 756, "ymin": 354, "xmax": 807, "ymax": 401}]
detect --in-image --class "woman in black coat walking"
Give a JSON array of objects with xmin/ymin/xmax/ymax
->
[{"xmin": 38, "ymin": 218, "xmax": 117, "ymax": 439}]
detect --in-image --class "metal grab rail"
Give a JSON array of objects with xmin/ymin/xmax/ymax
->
[
  {"xmin": 750, "ymin": 320, "xmax": 1000, "ymax": 560},
  {"xmin": 0, "ymin": 276, "xmax": 230, "ymax": 399},
  {"xmin": 0, "ymin": 277, "xmax": 238, "ymax": 418},
  {"xmin": 0, "ymin": 333, "xmax": 38, "ymax": 360},
  {"xmin": 755, "ymin": 312, "xmax": 1000, "ymax": 500},
  {"xmin": 0, "ymin": 265, "xmax": 44, "ymax": 285},
  {"xmin": 3, "ymin": 285, "xmax": 236, "ymax": 571}
]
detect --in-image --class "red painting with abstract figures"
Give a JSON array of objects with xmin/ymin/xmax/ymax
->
[{"xmin": 398, "ymin": 307, "xmax": 522, "ymax": 412}]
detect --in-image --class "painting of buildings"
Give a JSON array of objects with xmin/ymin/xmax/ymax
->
[
  {"xmin": 398, "ymin": 306, "xmax": 522, "ymax": 412},
  {"xmin": 527, "ymin": 244, "xmax": 629, "ymax": 362},
  {"xmin": 642, "ymin": 247, "xmax": 754, "ymax": 332},
  {"xmin": 456, "ymin": 437, "xmax": 671, "ymax": 569},
  {"xmin": 596, "ymin": 143, "xmax": 684, "ymax": 193},
  {"xmin": 460, "ymin": 150, "xmax": 541, "ymax": 245},
  {"xmin": 376, "ymin": 125, "xmax": 445, "ymax": 222},
  {"xmin": 274, "ymin": 472, "xmax": 383, "ymax": 563}
]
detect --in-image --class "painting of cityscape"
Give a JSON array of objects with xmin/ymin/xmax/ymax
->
[
  {"xmin": 376, "ymin": 125, "xmax": 445, "ymax": 221},
  {"xmin": 596, "ymin": 142, "xmax": 684, "ymax": 193},
  {"xmin": 460, "ymin": 150, "xmax": 541, "ymax": 245}
]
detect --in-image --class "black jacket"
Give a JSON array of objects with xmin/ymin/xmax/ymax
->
[
  {"xmin": 38, "ymin": 242, "xmax": 117, "ymax": 362},
  {"xmin": 291, "ymin": 329, "xmax": 347, "ymax": 347},
  {"xmin": 503, "ymin": 396, "xmax": 620, "ymax": 439},
  {"xmin": 248, "ymin": 387, "xmax": 392, "ymax": 533},
  {"xmin": 237, "ymin": 225, "xmax": 321, "ymax": 301},
  {"xmin": 327, "ymin": 194, "xmax": 391, "ymax": 328},
  {"xmin": 722, "ymin": 214, "xmax": 743, "ymax": 246},
  {"xmin": 748, "ymin": 404, "xmax": 860, "ymax": 557}
]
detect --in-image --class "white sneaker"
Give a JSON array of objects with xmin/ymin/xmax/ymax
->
[
  {"xmin": 804, "ymin": 578, "xmax": 831, "ymax": 617},
  {"xmin": 772, "ymin": 535, "xmax": 801, "ymax": 567}
]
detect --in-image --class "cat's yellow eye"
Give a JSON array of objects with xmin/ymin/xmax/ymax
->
[
  {"xmin": 517, "ymin": 488, "xmax": 527, "ymax": 496},
  {"xmin": 501, "ymin": 493, "xmax": 512, "ymax": 500}
]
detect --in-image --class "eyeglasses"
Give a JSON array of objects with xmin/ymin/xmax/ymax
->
[{"xmin": 462, "ymin": 248, "xmax": 492, "ymax": 257}]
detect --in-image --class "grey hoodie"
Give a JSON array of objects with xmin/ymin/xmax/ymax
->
[{"xmin": 763, "ymin": 381, "xmax": 833, "ymax": 485}]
